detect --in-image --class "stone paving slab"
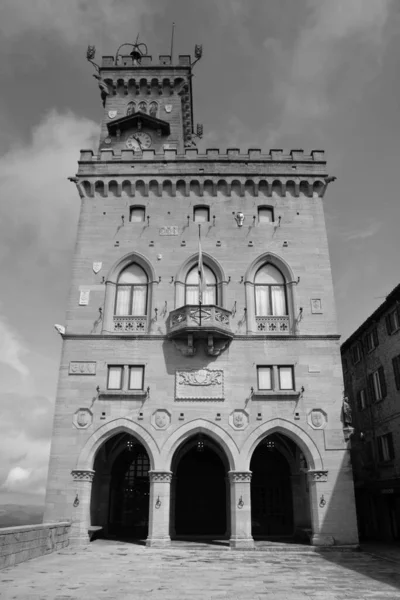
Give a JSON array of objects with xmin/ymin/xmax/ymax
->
[{"xmin": 1, "ymin": 540, "xmax": 400, "ymax": 599}]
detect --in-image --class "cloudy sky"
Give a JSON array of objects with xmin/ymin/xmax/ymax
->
[{"xmin": 0, "ymin": 0, "xmax": 399, "ymax": 507}]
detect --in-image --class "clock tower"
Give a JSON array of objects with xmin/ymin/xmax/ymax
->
[{"xmin": 90, "ymin": 39, "xmax": 202, "ymax": 155}]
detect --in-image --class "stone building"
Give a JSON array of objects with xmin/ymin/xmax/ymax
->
[
  {"xmin": 43, "ymin": 40, "xmax": 358, "ymax": 548},
  {"xmin": 341, "ymin": 283, "xmax": 400, "ymax": 541}
]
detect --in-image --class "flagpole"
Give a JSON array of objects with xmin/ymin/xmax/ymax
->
[{"xmin": 198, "ymin": 224, "xmax": 202, "ymax": 327}]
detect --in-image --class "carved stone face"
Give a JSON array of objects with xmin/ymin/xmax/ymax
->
[
  {"xmin": 311, "ymin": 410, "xmax": 324, "ymax": 428},
  {"xmin": 155, "ymin": 413, "xmax": 167, "ymax": 428}
]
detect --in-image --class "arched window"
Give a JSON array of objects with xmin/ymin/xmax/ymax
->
[
  {"xmin": 254, "ymin": 264, "xmax": 287, "ymax": 316},
  {"xmin": 185, "ymin": 265, "xmax": 217, "ymax": 305},
  {"xmin": 129, "ymin": 206, "xmax": 145, "ymax": 222},
  {"xmin": 115, "ymin": 264, "xmax": 148, "ymax": 316}
]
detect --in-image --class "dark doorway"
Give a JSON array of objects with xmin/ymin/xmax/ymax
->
[
  {"xmin": 108, "ymin": 442, "xmax": 150, "ymax": 538},
  {"xmin": 251, "ymin": 436, "xmax": 294, "ymax": 537},
  {"xmin": 173, "ymin": 437, "xmax": 228, "ymax": 537}
]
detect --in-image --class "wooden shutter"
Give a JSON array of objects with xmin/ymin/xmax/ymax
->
[
  {"xmin": 378, "ymin": 366, "xmax": 387, "ymax": 398},
  {"xmin": 368, "ymin": 373, "xmax": 375, "ymax": 402},
  {"xmin": 373, "ymin": 327, "xmax": 379, "ymax": 348},
  {"xmin": 377, "ymin": 437, "xmax": 383, "ymax": 462},
  {"xmin": 386, "ymin": 314, "xmax": 392, "ymax": 335},
  {"xmin": 393, "ymin": 355, "xmax": 400, "ymax": 391},
  {"xmin": 387, "ymin": 433, "xmax": 395, "ymax": 460}
]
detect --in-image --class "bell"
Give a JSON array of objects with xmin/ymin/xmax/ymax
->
[{"xmin": 130, "ymin": 49, "xmax": 142, "ymax": 65}]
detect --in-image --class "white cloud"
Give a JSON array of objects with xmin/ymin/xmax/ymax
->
[
  {"xmin": 344, "ymin": 221, "xmax": 382, "ymax": 241},
  {"xmin": 0, "ymin": 312, "xmax": 29, "ymax": 377},
  {"xmin": 0, "ymin": 0, "xmax": 154, "ymax": 46},
  {"xmin": 3, "ymin": 467, "xmax": 32, "ymax": 490},
  {"xmin": 268, "ymin": 0, "xmax": 394, "ymax": 138}
]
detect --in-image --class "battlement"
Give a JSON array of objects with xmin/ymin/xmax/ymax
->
[
  {"xmin": 101, "ymin": 55, "xmax": 191, "ymax": 69},
  {"xmin": 79, "ymin": 148, "xmax": 326, "ymax": 163}
]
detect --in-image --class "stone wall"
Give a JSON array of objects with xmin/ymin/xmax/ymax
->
[{"xmin": 0, "ymin": 522, "xmax": 70, "ymax": 570}]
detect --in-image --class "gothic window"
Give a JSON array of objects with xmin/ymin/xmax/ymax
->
[
  {"xmin": 193, "ymin": 206, "xmax": 210, "ymax": 223},
  {"xmin": 115, "ymin": 264, "xmax": 148, "ymax": 316},
  {"xmin": 138, "ymin": 101, "xmax": 147, "ymax": 113},
  {"xmin": 258, "ymin": 206, "xmax": 274, "ymax": 224},
  {"xmin": 185, "ymin": 264, "xmax": 217, "ymax": 305},
  {"xmin": 254, "ymin": 264, "xmax": 287, "ymax": 316},
  {"xmin": 126, "ymin": 102, "xmax": 136, "ymax": 116},
  {"xmin": 129, "ymin": 206, "xmax": 146, "ymax": 222},
  {"xmin": 149, "ymin": 101, "xmax": 158, "ymax": 118}
]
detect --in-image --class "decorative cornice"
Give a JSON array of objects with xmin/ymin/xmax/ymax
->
[
  {"xmin": 228, "ymin": 471, "xmax": 252, "ymax": 483},
  {"xmin": 71, "ymin": 469, "xmax": 95, "ymax": 482},
  {"xmin": 62, "ymin": 333, "xmax": 340, "ymax": 341},
  {"xmin": 308, "ymin": 470, "xmax": 328, "ymax": 483},
  {"xmin": 149, "ymin": 470, "xmax": 173, "ymax": 483}
]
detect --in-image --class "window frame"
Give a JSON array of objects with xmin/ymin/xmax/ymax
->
[
  {"xmin": 257, "ymin": 205, "xmax": 274, "ymax": 224},
  {"xmin": 358, "ymin": 388, "xmax": 367, "ymax": 411},
  {"xmin": 392, "ymin": 354, "xmax": 400, "ymax": 390},
  {"xmin": 377, "ymin": 433, "xmax": 395, "ymax": 462},
  {"xmin": 351, "ymin": 344, "xmax": 362, "ymax": 365},
  {"xmin": 184, "ymin": 264, "xmax": 218, "ymax": 306},
  {"xmin": 128, "ymin": 365, "xmax": 145, "ymax": 391},
  {"xmin": 257, "ymin": 366, "xmax": 273, "ymax": 390},
  {"xmin": 114, "ymin": 263, "xmax": 149, "ymax": 317},
  {"xmin": 129, "ymin": 205, "xmax": 146, "ymax": 223},
  {"xmin": 193, "ymin": 205, "xmax": 210, "ymax": 223},
  {"xmin": 278, "ymin": 366, "xmax": 295, "ymax": 390},
  {"xmin": 365, "ymin": 327, "xmax": 379, "ymax": 353},
  {"xmin": 254, "ymin": 264, "xmax": 288, "ymax": 317},
  {"xmin": 256, "ymin": 365, "xmax": 295, "ymax": 393},
  {"xmin": 369, "ymin": 366, "xmax": 387, "ymax": 402},
  {"xmin": 107, "ymin": 365, "xmax": 124, "ymax": 390},
  {"xmin": 386, "ymin": 307, "xmax": 400, "ymax": 335}
]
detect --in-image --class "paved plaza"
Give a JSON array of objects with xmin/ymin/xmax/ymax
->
[{"xmin": 1, "ymin": 541, "xmax": 400, "ymax": 599}]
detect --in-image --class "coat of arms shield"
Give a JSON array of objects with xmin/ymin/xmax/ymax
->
[
  {"xmin": 108, "ymin": 110, "xmax": 117, "ymax": 119},
  {"xmin": 164, "ymin": 104, "xmax": 172, "ymax": 113},
  {"xmin": 92, "ymin": 262, "xmax": 102, "ymax": 274}
]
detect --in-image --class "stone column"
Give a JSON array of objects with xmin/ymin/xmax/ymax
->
[
  {"xmin": 69, "ymin": 469, "xmax": 95, "ymax": 547},
  {"xmin": 146, "ymin": 471, "xmax": 172, "ymax": 547},
  {"xmin": 228, "ymin": 471, "xmax": 254, "ymax": 549},
  {"xmin": 307, "ymin": 469, "xmax": 334, "ymax": 546}
]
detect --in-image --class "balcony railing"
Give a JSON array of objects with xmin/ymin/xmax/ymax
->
[
  {"xmin": 113, "ymin": 316, "xmax": 147, "ymax": 333},
  {"xmin": 167, "ymin": 305, "xmax": 233, "ymax": 339},
  {"xmin": 256, "ymin": 315, "xmax": 290, "ymax": 333}
]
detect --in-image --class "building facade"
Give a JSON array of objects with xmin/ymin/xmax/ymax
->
[
  {"xmin": 341, "ymin": 284, "xmax": 400, "ymax": 541},
  {"xmin": 44, "ymin": 41, "xmax": 358, "ymax": 548}
]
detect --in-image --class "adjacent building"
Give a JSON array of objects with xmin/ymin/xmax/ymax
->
[
  {"xmin": 341, "ymin": 283, "xmax": 400, "ymax": 541},
  {"xmin": 43, "ymin": 39, "xmax": 358, "ymax": 548}
]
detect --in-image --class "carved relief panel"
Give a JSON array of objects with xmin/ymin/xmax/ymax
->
[{"xmin": 175, "ymin": 369, "xmax": 224, "ymax": 400}]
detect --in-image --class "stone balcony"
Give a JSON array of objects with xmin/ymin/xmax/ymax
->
[{"xmin": 167, "ymin": 304, "xmax": 233, "ymax": 356}]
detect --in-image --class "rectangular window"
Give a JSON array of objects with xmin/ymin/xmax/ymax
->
[
  {"xmin": 258, "ymin": 206, "xmax": 274, "ymax": 223},
  {"xmin": 107, "ymin": 366, "xmax": 123, "ymax": 390},
  {"xmin": 365, "ymin": 328, "xmax": 379, "ymax": 353},
  {"xmin": 386, "ymin": 307, "xmax": 400, "ymax": 335},
  {"xmin": 378, "ymin": 433, "xmax": 395, "ymax": 462},
  {"xmin": 193, "ymin": 206, "xmax": 210, "ymax": 223},
  {"xmin": 352, "ymin": 344, "xmax": 362, "ymax": 365},
  {"xmin": 357, "ymin": 389, "xmax": 367, "ymax": 411},
  {"xmin": 257, "ymin": 366, "xmax": 273, "ymax": 390},
  {"xmin": 393, "ymin": 354, "xmax": 400, "ymax": 390},
  {"xmin": 342, "ymin": 358, "xmax": 348, "ymax": 374},
  {"xmin": 130, "ymin": 206, "xmax": 145, "ymax": 222},
  {"xmin": 369, "ymin": 367, "xmax": 387, "ymax": 402},
  {"xmin": 128, "ymin": 366, "xmax": 144, "ymax": 390},
  {"xmin": 278, "ymin": 366, "xmax": 294, "ymax": 390}
]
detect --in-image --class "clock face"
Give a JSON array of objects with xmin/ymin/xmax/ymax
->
[{"xmin": 126, "ymin": 132, "xmax": 152, "ymax": 151}]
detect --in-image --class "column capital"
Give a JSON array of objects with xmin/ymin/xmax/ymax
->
[
  {"xmin": 71, "ymin": 469, "xmax": 95, "ymax": 482},
  {"xmin": 149, "ymin": 470, "xmax": 173, "ymax": 483},
  {"xmin": 307, "ymin": 469, "xmax": 328, "ymax": 482},
  {"xmin": 228, "ymin": 471, "xmax": 252, "ymax": 483}
]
